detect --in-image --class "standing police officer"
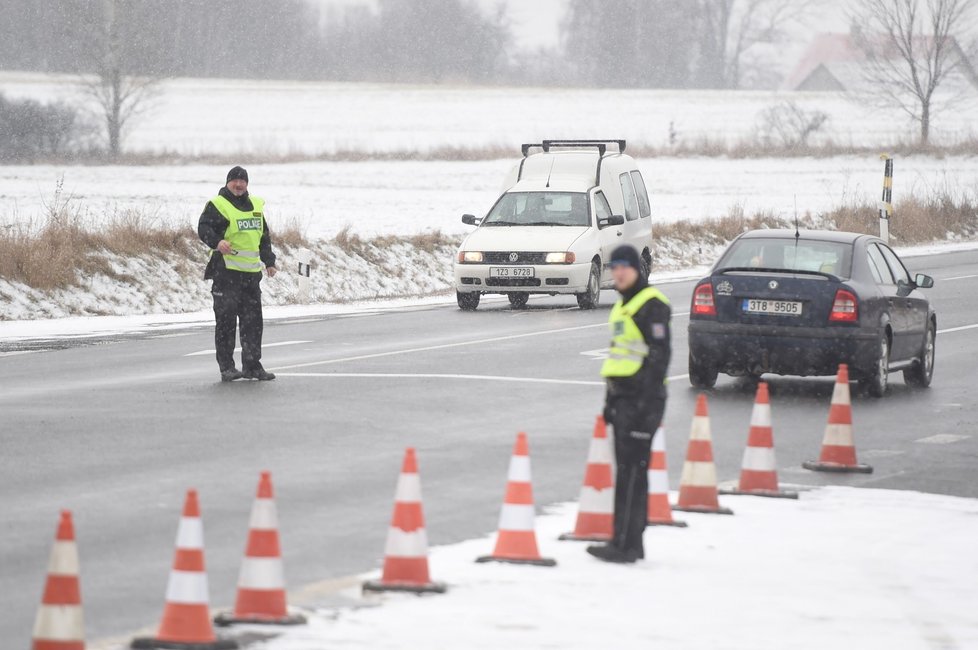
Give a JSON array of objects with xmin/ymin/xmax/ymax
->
[
  {"xmin": 197, "ymin": 166, "xmax": 278, "ymax": 382},
  {"xmin": 588, "ymin": 245, "xmax": 671, "ymax": 564}
]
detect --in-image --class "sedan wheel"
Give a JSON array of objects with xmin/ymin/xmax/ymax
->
[
  {"xmin": 904, "ymin": 322, "xmax": 935, "ymax": 388},
  {"xmin": 861, "ymin": 334, "xmax": 890, "ymax": 398}
]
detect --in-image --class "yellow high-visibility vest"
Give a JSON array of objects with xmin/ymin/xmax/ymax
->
[
  {"xmin": 211, "ymin": 194, "xmax": 265, "ymax": 273},
  {"xmin": 601, "ymin": 286, "xmax": 670, "ymax": 378}
]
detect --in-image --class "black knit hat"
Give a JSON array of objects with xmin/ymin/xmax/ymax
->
[
  {"xmin": 609, "ymin": 245, "xmax": 642, "ymax": 272},
  {"xmin": 226, "ymin": 166, "xmax": 249, "ymax": 184}
]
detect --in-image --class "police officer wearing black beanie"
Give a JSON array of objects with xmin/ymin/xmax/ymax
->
[
  {"xmin": 588, "ymin": 244, "xmax": 671, "ymax": 563},
  {"xmin": 197, "ymin": 166, "xmax": 278, "ymax": 382}
]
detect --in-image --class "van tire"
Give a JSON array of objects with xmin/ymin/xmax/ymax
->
[
  {"xmin": 457, "ymin": 291, "xmax": 480, "ymax": 311},
  {"xmin": 507, "ymin": 293, "xmax": 529, "ymax": 309},
  {"xmin": 576, "ymin": 263, "xmax": 601, "ymax": 310}
]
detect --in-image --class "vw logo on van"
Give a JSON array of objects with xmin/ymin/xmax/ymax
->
[{"xmin": 509, "ymin": 252, "xmax": 519, "ymax": 262}]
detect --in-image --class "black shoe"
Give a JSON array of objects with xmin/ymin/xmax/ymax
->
[
  {"xmin": 220, "ymin": 368, "xmax": 243, "ymax": 382},
  {"xmin": 586, "ymin": 544, "xmax": 640, "ymax": 564},
  {"xmin": 242, "ymin": 366, "xmax": 276, "ymax": 381}
]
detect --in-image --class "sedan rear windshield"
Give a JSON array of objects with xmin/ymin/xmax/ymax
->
[
  {"xmin": 716, "ymin": 238, "xmax": 852, "ymax": 278},
  {"xmin": 483, "ymin": 192, "xmax": 590, "ymax": 227}
]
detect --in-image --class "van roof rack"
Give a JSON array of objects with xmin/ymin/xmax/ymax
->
[{"xmin": 520, "ymin": 140, "xmax": 626, "ymax": 158}]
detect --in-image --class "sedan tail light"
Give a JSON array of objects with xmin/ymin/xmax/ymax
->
[
  {"xmin": 692, "ymin": 282, "xmax": 716, "ymax": 316},
  {"xmin": 829, "ymin": 289, "xmax": 858, "ymax": 322}
]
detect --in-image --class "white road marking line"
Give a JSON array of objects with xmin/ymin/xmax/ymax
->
[
  {"xmin": 277, "ymin": 371, "xmax": 692, "ymax": 385},
  {"xmin": 270, "ymin": 323, "xmax": 607, "ymax": 371},
  {"xmin": 937, "ymin": 323, "xmax": 978, "ymax": 335},
  {"xmin": 941, "ymin": 273, "xmax": 978, "ymax": 281},
  {"xmin": 914, "ymin": 434, "xmax": 971, "ymax": 444},
  {"xmin": 581, "ymin": 348, "xmax": 609, "ymax": 361},
  {"xmin": 184, "ymin": 340, "xmax": 312, "ymax": 357}
]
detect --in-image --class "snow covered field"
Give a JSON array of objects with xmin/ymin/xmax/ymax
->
[
  {"xmin": 3, "ymin": 155, "xmax": 978, "ymax": 239},
  {"xmin": 4, "ymin": 72, "xmax": 978, "ymax": 157},
  {"xmin": 152, "ymin": 487, "xmax": 976, "ymax": 650}
]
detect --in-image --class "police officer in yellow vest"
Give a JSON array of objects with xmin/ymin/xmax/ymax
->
[
  {"xmin": 197, "ymin": 166, "xmax": 278, "ymax": 382},
  {"xmin": 588, "ymin": 245, "xmax": 671, "ymax": 564}
]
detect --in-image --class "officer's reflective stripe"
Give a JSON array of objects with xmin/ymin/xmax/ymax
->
[
  {"xmin": 616, "ymin": 340, "xmax": 650, "ymax": 355},
  {"xmin": 225, "ymin": 259, "xmax": 263, "ymax": 271},
  {"xmin": 236, "ymin": 250, "xmax": 260, "ymax": 258}
]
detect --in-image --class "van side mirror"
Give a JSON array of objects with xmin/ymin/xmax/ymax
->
[
  {"xmin": 461, "ymin": 214, "xmax": 480, "ymax": 226},
  {"xmin": 598, "ymin": 215, "xmax": 625, "ymax": 228},
  {"xmin": 914, "ymin": 273, "xmax": 934, "ymax": 289}
]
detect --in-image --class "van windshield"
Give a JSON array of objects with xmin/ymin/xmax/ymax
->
[
  {"xmin": 483, "ymin": 192, "xmax": 590, "ymax": 227},
  {"xmin": 717, "ymin": 238, "xmax": 853, "ymax": 278}
]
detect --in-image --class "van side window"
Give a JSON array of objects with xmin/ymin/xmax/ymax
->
[
  {"xmin": 619, "ymin": 173, "xmax": 639, "ymax": 221},
  {"xmin": 630, "ymin": 171, "xmax": 651, "ymax": 218},
  {"xmin": 867, "ymin": 244, "xmax": 894, "ymax": 284},
  {"xmin": 594, "ymin": 191, "xmax": 613, "ymax": 223}
]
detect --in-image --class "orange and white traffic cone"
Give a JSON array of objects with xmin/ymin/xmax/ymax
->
[
  {"xmin": 215, "ymin": 472, "xmax": 306, "ymax": 626},
  {"xmin": 803, "ymin": 364, "xmax": 873, "ymax": 473},
  {"xmin": 559, "ymin": 415, "xmax": 615, "ymax": 542},
  {"xmin": 674, "ymin": 394, "xmax": 734, "ymax": 515},
  {"xmin": 720, "ymin": 382, "xmax": 799, "ymax": 499},
  {"xmin": 647, "ymin": 426, "xmax": 688, "ymax": 527},
  {"xmin": 363, "ymin": 448, "xmax": 446, "ymax": 594},
  {"xmin": 32, "ymin": 510, "xmax": 85, "ymax": 650},
  {"xmin": 477, "ymin": 432, "xmax": 556, "ymax": 566},
  {"xmin": 132, "ymin": 490, "xmax": 237, "ymax": 650}
]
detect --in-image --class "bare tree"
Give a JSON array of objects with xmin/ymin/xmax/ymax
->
[
  {"xmin": 80, "ymin": 0, "xmax": 164, "ymax": 158},
  {"xmin": 853, "ymin": 0, "xmax": 977, "ymax": 146},
  {"xmin": 696, "ymin": 0, "xmax": 806, "ymax": 88}
]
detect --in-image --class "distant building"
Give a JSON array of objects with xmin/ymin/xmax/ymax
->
[{"xmin": 784, "ymin": 32, "xmax": 978, "ymax": 93}]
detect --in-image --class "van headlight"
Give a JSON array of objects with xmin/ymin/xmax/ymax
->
[
  {"xmin": 545, "ymin": 252, "xmax": 577, "ymax": 264},
  {"xmin": 458, "ymin": 251, "xmax": 484, "ymax": 263}
]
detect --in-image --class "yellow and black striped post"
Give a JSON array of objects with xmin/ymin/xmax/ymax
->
[{"xmin": 878, "ymin": 154, "xmax": 893, "ymax": 243}]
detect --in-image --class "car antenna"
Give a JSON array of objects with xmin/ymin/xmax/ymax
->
[
  {"xmin": 545, "ymin": 157, "xmax": 556, "ymax": 188},
  {"xmin": 793, "ymin": 195, "xmax": 800, "ymax": 240}
]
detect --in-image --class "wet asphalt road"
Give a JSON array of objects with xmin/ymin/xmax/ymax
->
[{"xmin": 2, "ymin": 248, "xmax": 976, "ymax": 646}]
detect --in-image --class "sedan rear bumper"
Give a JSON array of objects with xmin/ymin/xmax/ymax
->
[{"xmin": 688, "ymin": 320, "xmax": 881, "ymax": 378}]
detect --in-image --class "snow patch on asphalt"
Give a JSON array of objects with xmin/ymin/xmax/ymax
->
[{"xmin": 241, "ymin": 487, "xmax": 978, "ymax": 650}]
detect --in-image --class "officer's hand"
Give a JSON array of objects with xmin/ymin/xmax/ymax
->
[
  {"xmin": 266, "ymin": 266, "xmax": 277, "ymax": 278},
  {"xmin": 217, "ymin": 240, "xmax": 233, "ymax": 255},
  {"xmin": 602, "ymin": 404, "xmax": 614, "ymax": 424}
]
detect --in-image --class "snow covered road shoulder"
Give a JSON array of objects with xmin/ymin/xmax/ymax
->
[{"xmin": 249, "ymin": 487, "xmax": 977, "ymax": 650}]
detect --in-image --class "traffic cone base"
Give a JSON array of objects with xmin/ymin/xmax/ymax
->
[
  {"xmin": 561, "ymin": 416, "xmax": 615, "ymax": 542},
  {"xmin": 362, "ymin": 449, "xmax": 447, "ymax": 594},
  {"xmin": 476, "ymin": 554, "xmax": 558, "ymax": 567},
  {"xmin": 719, "ymin": 486, "xmax": 800, "ymax": 499},
  {"xmin": 131, "ymin": 639, "xmax": 238, "ymax": 650},
  {"xmin": 673, "ymin": 504, "xmax": 734, "ymax": 515},
  {"xmin": 804, "ymin": 364, "xmax": 874, "ymax": 474},
  {"xmin": 213, "ymin": 610, "xmax": 306, "ymax": 627}
]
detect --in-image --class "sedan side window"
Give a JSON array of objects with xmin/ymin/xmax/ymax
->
[
  {"xmin": 619, "ymin": 173, "xmax": 640, "ymax": 221},
  {"xmin": 878, "ymin": 244, "xmax": 911, "ymax": 284},
  {"xmin": 867, "ymin": 244, "xmax": 895, "ymax": 285},
  {"xmin": 594, "ymin": 191, "xmax": 613, "ymax": 223},
  {"xmin": 630, "ymin": 171, "xmax": 652, "ymax": 218}
]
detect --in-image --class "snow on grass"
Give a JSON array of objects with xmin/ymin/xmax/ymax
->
[
  {"xmin": 230, "ymin": 487, "xmax": 978, "ymax": 650},
  {"xmin": 4, "ymin": 72, "xmax": 978, "ymax": 157}
]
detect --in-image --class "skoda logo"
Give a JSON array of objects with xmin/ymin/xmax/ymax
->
[
  {"xmin": 768, "ymin": 280, "xmax": 779, "ymax": 289},
  {"xmin": 509, "ymin": 252, "xmax": 519, "ymax": 262}
]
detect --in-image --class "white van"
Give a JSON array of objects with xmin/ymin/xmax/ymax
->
[{"xmin": 454, "ymin": 140, "xmax": 654, "ymax": 310}]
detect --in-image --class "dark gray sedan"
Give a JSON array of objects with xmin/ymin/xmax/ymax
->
[{"xmin": 687, "ymin": 229, "xmax": 936, "ymax": 396}]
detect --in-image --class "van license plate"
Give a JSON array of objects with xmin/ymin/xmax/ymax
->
[
  {"xmin": 742, "ymin": 299, "xmax": 802, "ymax": 315},
  {"xmin": 490, "ymin": 267, "xmax": 535, "ymax": 278}
]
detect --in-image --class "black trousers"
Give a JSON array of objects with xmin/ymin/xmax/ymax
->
[
  {"xmin": 608, "ymin": 397, "xmax": 666, "ymax": 555},
  {"xmin": 211, "ymin": 273, "xmax": 263, "ymax": 373}
]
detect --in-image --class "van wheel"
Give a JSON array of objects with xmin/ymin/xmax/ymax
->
[
  {"xmin": 860, "ymin": 333, "xmax": 889, "ymax": 397},
  {"xmin": 689, "ymin": 354, "xmax": 718, "ymax": 388},
  {"xmin": 507, "ymin": 293, "xmax": 529, "ymax": 310},
  {"xmin": 576, "ymin": 263, "xmax": 601, "ymax": 310},
  {"xmin": 457, "ymin": 291, "xmax": 480, "ymax": 311},
  {"xmin": 904, "ymin": 321, "xmax": 935, "ymax": 388}
]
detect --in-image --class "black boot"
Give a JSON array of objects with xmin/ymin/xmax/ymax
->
[
  {"xmin": 586, "ymin": 544, "xmax": 640, "ymax": 564},
  {"xmin": 220, "ymin": 368, "xmax": 243, "ymax": 382},
  {"xmin": 243, "ymin": 365, "xmax": 275, "ymax": 381}
]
